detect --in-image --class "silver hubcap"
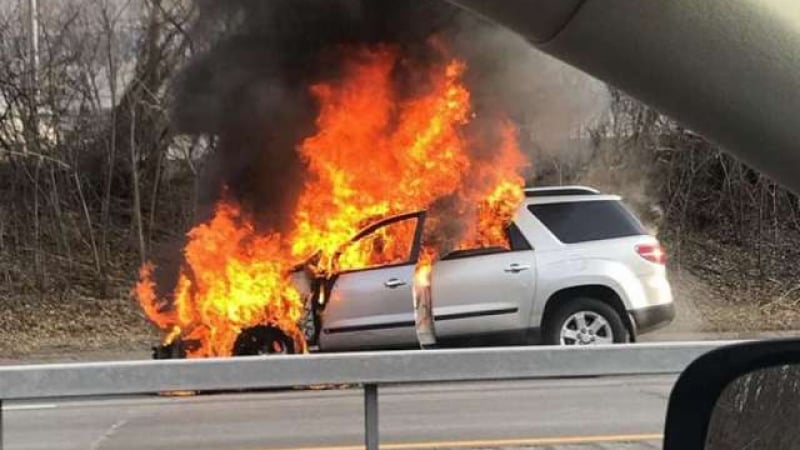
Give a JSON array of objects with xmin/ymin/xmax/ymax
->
[{"xmin": 560, "ymin": 311, "xmax": 614, "ymax": 345}]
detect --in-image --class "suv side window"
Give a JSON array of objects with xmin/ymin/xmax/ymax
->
[
  {"xmin": 528, "ymin": 200, "xmax": 646, "ymax": 244},
  {"xmin": 507, "ymin": 222, "xmax": 532, "ymax": 251}
]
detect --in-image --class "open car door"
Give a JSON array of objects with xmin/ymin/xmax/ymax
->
[{"xmin": 319, "ymin": 212, "xmax": 425, "ymax": 351}]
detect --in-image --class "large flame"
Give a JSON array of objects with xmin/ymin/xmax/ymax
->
[
  {"xmin": 136, "ymin": 44, "xmax": 526, "ymax": 357},
  {"xmin": 135, "ymin": 202, "xmax": 306, "ymax": 357}
]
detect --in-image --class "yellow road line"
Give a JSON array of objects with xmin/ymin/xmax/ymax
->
[{"xmin": 256, "ymin": 433, "xmax": 663, "ymax": 450}]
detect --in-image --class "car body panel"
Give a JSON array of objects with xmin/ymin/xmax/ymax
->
[
  {"xmin": 317, "ymin": 211, "xmax": 426, "ymax": 351},
  {"xmin": 431, "ymin": 249, "xmax": 536, "ymax": 337},
  {"xmin": 319, "ymin": 263, "xmax": 418, "ymax": 351}
]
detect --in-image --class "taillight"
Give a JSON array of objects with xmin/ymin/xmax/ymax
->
[{"xmin": 636, "ymin": 243, "xmax": 667, "ymax": 265}]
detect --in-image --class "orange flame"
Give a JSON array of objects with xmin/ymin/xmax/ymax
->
[
  {"xmin": 136, "ymin": 202, "xmax": 305, "ymax": 357},
  {"xmin": 136, "ymin": 44, "xmax": 526, "ymax": 357}
]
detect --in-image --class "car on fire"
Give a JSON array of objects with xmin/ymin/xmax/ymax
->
[{"xmin": 232, "ymin": 185, "xmax": 675, "ymax": 355}]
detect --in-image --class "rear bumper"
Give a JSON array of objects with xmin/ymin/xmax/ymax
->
[{"xmin": 629, "ymin": 303, "xmax": 675, "ymax": 334}]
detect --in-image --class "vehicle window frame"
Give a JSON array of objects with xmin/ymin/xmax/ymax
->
[
  {"xmin": 333, "ymin": 211, "xmax": 426, "ymax": 275},
  {"xmin": 439, "ymin": 222, "xmax": 533, "ymax": 261}
]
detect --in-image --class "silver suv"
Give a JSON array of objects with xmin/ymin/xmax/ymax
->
[{"xmin": 281, "ymin": 186, "xmax": 675, "ymax": 352}]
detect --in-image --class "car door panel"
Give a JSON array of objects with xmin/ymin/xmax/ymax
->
[
  {"xmin": 319, "ymin": 264, "xmax": 417, "ymax": 350},
  {"xmin": 318, "ymin": 212, "xmax": 424, "ymax": 351},
  {"xmin": 432, "ymin": 250, "xmax": 536, "ymax": 338}
]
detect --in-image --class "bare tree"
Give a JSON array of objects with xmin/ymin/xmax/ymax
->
[{"xmin": 0, "ymin": 0, "xmax": 195, "ymax": 299}]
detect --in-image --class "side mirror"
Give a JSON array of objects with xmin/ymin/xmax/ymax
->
[{"xmin": 663, "ymin": 339, "xmax": 800, "ymax": 449}]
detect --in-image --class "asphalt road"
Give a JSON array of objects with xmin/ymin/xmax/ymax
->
[{"xmin": 2, "ymin": 375, "xmax": 673, "ymax": 450}]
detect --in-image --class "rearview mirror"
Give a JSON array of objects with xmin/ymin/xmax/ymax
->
[
  {"xmin": 663, "ymin": 339, "xmax": 800, "ymax": 450},
  {"xmin": 706, "ymin": 364, "xmax": 800, "ymax": 449}
]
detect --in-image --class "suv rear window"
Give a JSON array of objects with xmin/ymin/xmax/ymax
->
[{"xmin": 528, "ymin": 200, "xmax": 646, "ymax": 243}]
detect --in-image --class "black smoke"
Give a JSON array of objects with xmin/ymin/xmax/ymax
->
[
  {"xmin": 160, "ymin": 0, "xmax": 609, "ymax": 281},
  {"xmin": 171, "ymin": 0, "xmax": 468, "ymax": 232}
]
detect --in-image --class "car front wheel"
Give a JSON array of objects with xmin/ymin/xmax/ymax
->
[
  {"xmin": 233, "ymin": 325, "xmax": 296, "ymax": 356},
  {"xmin": 543, "ymin": 297, "xmax": 629, "ymax": 346}
]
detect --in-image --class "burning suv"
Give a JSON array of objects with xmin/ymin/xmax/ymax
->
[{"xmin": 237, "ymin": 185, "xmax": 675, "ymax": 354}]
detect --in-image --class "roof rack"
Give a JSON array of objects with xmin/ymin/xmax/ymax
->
[{"xmin": 523, "ymin": 186, "xmax": 600, "ymax": 197}]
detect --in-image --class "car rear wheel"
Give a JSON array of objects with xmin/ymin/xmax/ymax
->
[
  {"xmin": 543, "ymin": 297, "xmax": 629, "ymax": 346},
  {"xmin": 233, "ymin": 325, "xmax": 295, "ymax": 356}
]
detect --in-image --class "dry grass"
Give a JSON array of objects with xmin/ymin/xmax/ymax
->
[
  {"xmin": 666, "ymin": 232, "xmax": 800, "ymax": 333},
  {"xmin": 0, "ymin": 288, "xmax": 157, "ymax": 359}
]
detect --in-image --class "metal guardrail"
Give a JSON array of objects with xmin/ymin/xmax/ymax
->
[{"xmin": 0, "ymin": 341, "xmax": 733, "ymax": 449}]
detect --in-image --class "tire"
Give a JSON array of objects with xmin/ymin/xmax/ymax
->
[
  {"xmin": 152, "ymin": 339, "xmax": 188, "ymax": 359},
  {"xmin": 542, "ymin": 297, "xmax": 629, "ymax": 346},
  {"xmin": 233, "ymin": 325, "xmax": 295, "ymax": 356}
]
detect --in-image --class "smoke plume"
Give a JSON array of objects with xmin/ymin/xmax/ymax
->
[{"xmin": 171, "ymin": 0, "xmax": 608, "ymax": 226}]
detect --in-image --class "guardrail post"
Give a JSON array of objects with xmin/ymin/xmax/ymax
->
[
  {"xmin": 1, "ymin": 399, "xmax": 4, "ymax": 450},
  {"xmin": 364, "ymin": 384, "xmax": 378, "ymax": 450}
]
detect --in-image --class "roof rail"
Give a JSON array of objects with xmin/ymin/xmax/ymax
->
[{"xmin": 524, "ymin": 186, "xmax": 601, "ymax": 197}]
